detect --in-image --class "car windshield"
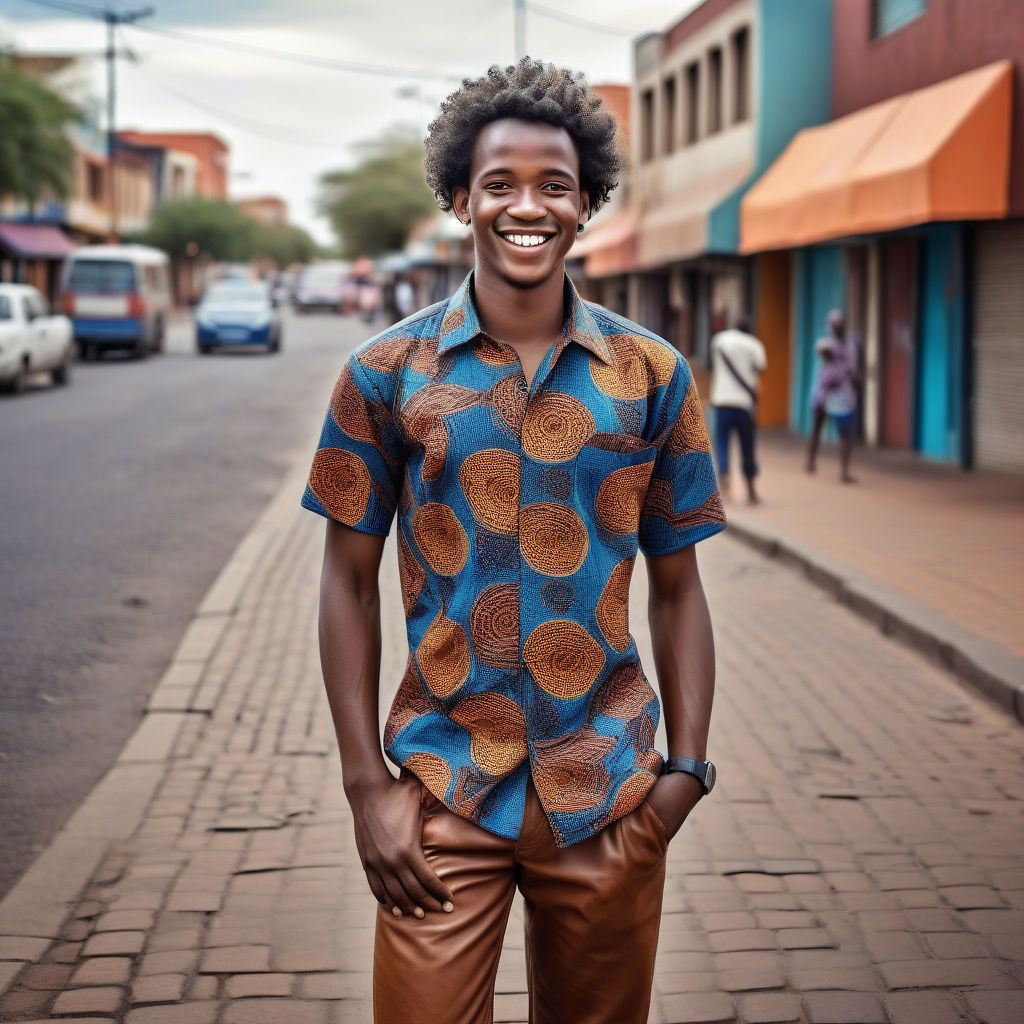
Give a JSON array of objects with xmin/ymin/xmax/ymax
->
[
  {"xmin": 202, "ymin": 284, "xmax": 269, "ymax": 310},
  {"xmin": 68, "ymin": 260, "xmax": 137, "ymax": 292}
]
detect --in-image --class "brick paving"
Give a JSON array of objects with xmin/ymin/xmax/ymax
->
[
  {"xmin": 725, "ymin": 429, "xmax": 1024, "ymax": 659},
  {"xmin": 0, "ymin": 461, "xmax": 1022, "ymax": 1022}
]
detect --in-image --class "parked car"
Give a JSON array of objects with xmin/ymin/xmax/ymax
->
[
  {"xmin": 0, "ymin": 284, "xmax": 74, "ymax": 394},
  {"xmin": 61, "ymin": 244, "xmax": 171, "ymax": 360},
  {"xmin": 195, "ymin": 280, "xmax": 281, "ymax": 354},
  {"xmin": 294, "ymin": 262, "xmax": 349, "ymax": 313}
]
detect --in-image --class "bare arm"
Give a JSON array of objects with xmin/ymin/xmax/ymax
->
[
  {"xmin": 318, "ymin": 520, "xmax": 453, "ymax": 919},
  {"xmin": 643, "ymin": 543, "xmax": 716, "ymax": 837}
]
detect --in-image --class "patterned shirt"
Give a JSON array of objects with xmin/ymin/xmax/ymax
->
[{"xmin": 301, "ymin": 271, "xmax": 725, "ymax": 847}]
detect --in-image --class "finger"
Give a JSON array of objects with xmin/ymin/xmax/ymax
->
[
  {"xmin": 366, "ymin": 868, "xmax": 392, "ymax": 912},
  {"xmin": 397, "ymin": 867, "xmax": 444, "ymax": 916},
  {"xmin": 381, "ymin": 871, "xmax": 418, "ymax": 919},
  {"xmin": 408, "ymin": 850, "xmax": 455, "ymax": 910}
]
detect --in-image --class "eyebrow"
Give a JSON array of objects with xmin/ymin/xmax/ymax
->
[{"xmin": 478, "ymin": 166, "xmax": 575, "ymax": 179}]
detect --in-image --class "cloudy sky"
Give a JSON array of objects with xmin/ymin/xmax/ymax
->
[{"xmin": 2, "ymin": 0, "xmax": 701, "ymax": 244}]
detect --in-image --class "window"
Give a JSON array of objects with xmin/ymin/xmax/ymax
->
[
  {"xmin": 68, "ymin": 260, "xmax": 137, "ymax": 293},
  {"xmin": 731, "ymin": 26, "xmax": 750, "ymax": 123},
  {"xmin": 707, "ymin": 47, "xmax": 723, "ymax": 134},
  {"xmin": 684, "ymin": 62, "xmax": 700, "ymax": 145},
  {"xmin": 87, "ymin": 163, "xmax": 104, "ymax": 204},
  {"xmin": 872, "ymin": 0, "xmax": 926, "ymax": 37},
  {"xmin": 27, "ymin": 293, "xmax": 50, "ymax": 319},
  {"xmin": 0, "ymin": 295, "xmax": 10, "ymax": 320},
  {"xmin": 662, "ymin": 75, "xmax": 677, "ymax": 154},
  {"xmin": 640, "ymin": 88, "xmax": 655, "ymax": 162}
]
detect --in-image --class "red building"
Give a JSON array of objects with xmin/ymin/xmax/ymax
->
[{"xmin": 116, "ymin": 132, "xmax": 230, "ymax": 200}]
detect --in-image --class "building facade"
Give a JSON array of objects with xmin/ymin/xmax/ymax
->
[
  {"xmin": 579, "ymin": 0, "xmax": 833, "ymax": 424},
  {"xmin": 742, "ymin": 0, "xmax": 1023, "ymax": 471}
]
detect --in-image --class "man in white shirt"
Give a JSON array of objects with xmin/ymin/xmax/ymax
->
[{"xmin": 709, "ymin": 314, "xmax": 767, "ymax": 504}]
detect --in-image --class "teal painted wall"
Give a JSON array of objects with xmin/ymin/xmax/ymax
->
[
  {"xmin": 916, "ymin": 223, "xmax": 965, "ymax": 462},
  {"xmin": 793, "ymin": 246, "xmax": 846, "ymax": 433},
  {"xmin": 708, "ymin": 0, "xmax": 834, "ymax": 253}
]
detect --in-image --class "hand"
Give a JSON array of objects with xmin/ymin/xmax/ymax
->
[
  {"xmin": 348, "ymin": 774, "xmax": 454, "ymax": 920},
  {"xmin": 645, "ymin": 770, "xmax": 704, "ymax": 843}
]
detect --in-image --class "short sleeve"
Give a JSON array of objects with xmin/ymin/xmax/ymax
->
[
  {"xmin": 300, "ymin": 351, "xmax": 406, "ymax": 536},
  {"xmin": 639, "ymin": 355, "xmax": 726, "ymax": 557}
]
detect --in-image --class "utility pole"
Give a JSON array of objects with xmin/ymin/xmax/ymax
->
[
  {"xmin": 514, "ymin": 0, "xmax": 526, "ymax": 60},
  {"xmin": 102, "ymin": 5, "xmax": 153, "ymax": 242}
]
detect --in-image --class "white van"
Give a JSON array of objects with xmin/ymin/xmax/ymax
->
[{"xmin": 61, "ymin": 244, "xmax": 172, "ymax": 359}]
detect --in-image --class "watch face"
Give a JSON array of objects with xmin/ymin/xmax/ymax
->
[{"xmin": 705, "ymin": 761, "xmax": 717, "ymax": 794}]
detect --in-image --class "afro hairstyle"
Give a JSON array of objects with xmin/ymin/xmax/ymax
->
[{"xmin": 424, "ymin": 57, "xmax": 623, "ymax": 217}]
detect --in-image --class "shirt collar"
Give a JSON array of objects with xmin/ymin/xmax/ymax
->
[{"xmin": 437, "ymin": 270, "xmax": 614, "ymax": 366}]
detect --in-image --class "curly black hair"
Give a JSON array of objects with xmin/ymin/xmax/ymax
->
[{"xmin": 424, "ymin": 57, "xmax": 623, "ymax": 216}]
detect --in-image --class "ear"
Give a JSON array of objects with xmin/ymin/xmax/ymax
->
[
  {"xmin": 452, "ymin": 186, "xmax": 471, "ymax": 226},
  {"xmin": 578, "ymin": 190, "xmax": 592, "ymax": 227}
]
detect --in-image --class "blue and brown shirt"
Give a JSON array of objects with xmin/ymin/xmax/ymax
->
[{"xmin": 301, "ymin": 271, "xmax": 725, "ymax": 847}]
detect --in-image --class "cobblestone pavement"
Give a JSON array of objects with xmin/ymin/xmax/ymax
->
[
  {"xmin": 724, "ymin": 430, "xmax": 1024, "ymax": 660},
  {"xmin": 0, "ymin": 460, "xmax": 1022, "ymax": 1024}
]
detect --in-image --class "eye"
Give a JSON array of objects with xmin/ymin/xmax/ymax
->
[
  {"xmin": 484, "ymin": 181, "xmax": 511, "ymax": 191},
  {"xmin": 543, "ymin": 182, "xmax": 571, "ymax": 193}
]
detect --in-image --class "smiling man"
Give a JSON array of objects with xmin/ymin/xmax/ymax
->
[{"xmin": 302, "ymin": 58, "xmax": 726, "ymax": 1024}]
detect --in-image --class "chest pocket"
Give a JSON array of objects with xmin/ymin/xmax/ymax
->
[{"xmin": 574, "ymin": 438, "xmax": 658, "ymax": 537}]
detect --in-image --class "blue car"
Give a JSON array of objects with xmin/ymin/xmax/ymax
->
[{"xmin": 195, "ymin": 281, "xmax": 281, "ymax": 354}]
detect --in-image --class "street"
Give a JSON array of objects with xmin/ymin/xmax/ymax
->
[
  {"xmin": 0, "ymin": 309, "xmax": 362, "ymax": 899},
  {"xmin": 0, "ymin": 311, "xmax": 1021, "ymax": 1022}
]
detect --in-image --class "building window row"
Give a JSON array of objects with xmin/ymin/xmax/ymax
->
[{"xmin": 641, "ymin": 24, "xmax": 750, "ymax": 162}]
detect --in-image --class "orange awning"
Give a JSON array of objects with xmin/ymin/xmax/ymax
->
[
  {"xmin": 740, "ymin": 60, "xmax": 1012, "ymax": 253},
  {"xmin": 568, "ymin": 205, "xmax": 639, "ymax": 278}
]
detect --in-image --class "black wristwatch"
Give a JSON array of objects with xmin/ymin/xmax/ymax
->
[{"xmin": 661, "ymin": 756, "xmax": 717, "ymax": 796}]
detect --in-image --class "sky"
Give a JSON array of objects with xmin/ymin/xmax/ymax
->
[{"xmin": 1, "ymin": 0, "xmax": 703, "ymax": 244}]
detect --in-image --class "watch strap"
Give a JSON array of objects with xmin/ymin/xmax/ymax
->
[{"xmin": 662, "ymin": 756, "xmax": 711, "ymax": 794}]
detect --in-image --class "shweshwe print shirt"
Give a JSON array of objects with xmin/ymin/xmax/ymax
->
[{"xmin": 301, "ymin": 271, "xmax": 725, "ymax": 847}]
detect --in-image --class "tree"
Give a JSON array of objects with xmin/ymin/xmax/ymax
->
[
  {"xmin": 318, "ymin": 130, "xmax": 436, "ymax": 258},
  {"xmin": 141, "ymin": 196, "xmax": 257, "ymax": 261},
  {"xmin": 252, "ymin": 222, "xmax": 319, "ymax": 267},
  {"xmin": 0, "ymin": 57, "xmax": 79, "ymax": 214}
]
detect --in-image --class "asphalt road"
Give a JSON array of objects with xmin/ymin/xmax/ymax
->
[{"xmin": 0, "ymin": 308, "xmax": 371, "ymax": 898}]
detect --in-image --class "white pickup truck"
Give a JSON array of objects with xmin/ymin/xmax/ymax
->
[{"xmin": 0, "ymin": 283, "xmax": 75, "ymax": 394}]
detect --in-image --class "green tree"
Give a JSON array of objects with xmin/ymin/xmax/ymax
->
[
  {"xmin": 0, "ymin": 58, "xmax": 79, "ymax": 213},
  {"xmin": 318, "ymin": 131, "xmax": 436, "ymax": 258},
  {"xmin": 142, "ymin": 196, "xmax": 257, "ymax": 261},
  {"xmin": 252, "ymin": 221, "xmax": 319, "ymax": 266}
]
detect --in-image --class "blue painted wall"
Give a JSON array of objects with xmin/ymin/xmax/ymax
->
[
  {"xmin": 793, "ymin": 246, "xmax": 846, "ymax": 433},
  {"xmin": 916, "ymin": 223, "xmax": 965, "ymax": 462},
  {"xmin": 708, "ymin": 0, "xmax": 834, "ymax": 253}
]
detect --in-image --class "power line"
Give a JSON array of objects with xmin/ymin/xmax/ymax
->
[
  {"xmin": 125, "ymin": 21, "xmax": 464, "ymax": 82},
  {"xmin": 127, "ymin": 62, "xmax": 351, "ymax": 150},
  {"xmin": 525, "ymin": 1, "xmax": 637, "ymax": 37}
]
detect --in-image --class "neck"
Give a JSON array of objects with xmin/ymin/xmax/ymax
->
[{"xmin": 471, "ymin": 260, "xmax": 566, "ymax": 346}]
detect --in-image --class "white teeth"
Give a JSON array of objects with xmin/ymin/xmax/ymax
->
[{"xmin": 504, "ymin": 234, "xmax": 548, "ymax": 247}]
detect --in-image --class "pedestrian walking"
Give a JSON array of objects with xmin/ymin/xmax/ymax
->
[
  {"xmin": 710, "ymin": 313, "xmax": 766, "ymax": 504},
  {"xmin": 301, "ymin": 57, "xmax": 725, "ymax": 1024},
  {"xmin": 806, "ymin": 308, "xmax": 859, "ymax": 483}
]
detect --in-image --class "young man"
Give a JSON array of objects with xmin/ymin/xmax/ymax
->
[
  {"xmin": 710, "ymin": 313, "xmax": 766, "ymax": 504},
  {"xmin": 302, "ymin": 59, "xmax": 726, "ymax": 1024}
]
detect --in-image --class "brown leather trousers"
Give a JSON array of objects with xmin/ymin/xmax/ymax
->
[{"xmin": 373, "ymin": 771, "xmax": 668, "ymax": 1024}]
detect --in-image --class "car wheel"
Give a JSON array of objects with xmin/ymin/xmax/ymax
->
[
  {"xmin": 133, "ymin": 334, "xmax": 148, "ymax": 360},
  {"xmin": 4, "ymin": 360, "xmax": 28, "ymax": 395},
  {"xmin": 154, "ymin": 318, "xmax": 165, "ymax": 353},
  {"xmin": 198, "ymin": 345, "xmax": 212, "ymax": 355},
  {"xmin": 51, "ymin": 354, "xmax": 72, "ymax": 387}
]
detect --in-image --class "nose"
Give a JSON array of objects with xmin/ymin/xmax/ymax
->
[{"xmin": 506, "ymin": 187, "xmax": 547, "ymax": 221}]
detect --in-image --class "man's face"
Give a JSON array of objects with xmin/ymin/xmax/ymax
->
[{"xmin": 452, "ymin": 118, "xmax": 590, "ymax": 290}]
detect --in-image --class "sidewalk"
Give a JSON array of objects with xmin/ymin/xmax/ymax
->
[
  {"xmin": 722, "ymin": 430, "xmax": 1024, "ymax": 721},
  {"xmin": 0, "ymin": 449, "xmax": 1022, "ymax": 1024}
]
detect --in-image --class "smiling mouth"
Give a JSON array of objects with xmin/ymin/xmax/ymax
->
[{"xmin": 497, "ymin": 231, "xmax": 555, "ymax": 249}]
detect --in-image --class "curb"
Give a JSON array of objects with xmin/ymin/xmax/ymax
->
[
  {"xmin": 725, "ymin": 513, "xmax": 1024, "ymax": 725},
  {"xmin": 0, "ymin": 451, "xmax": 312, "ymax": 993}
]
